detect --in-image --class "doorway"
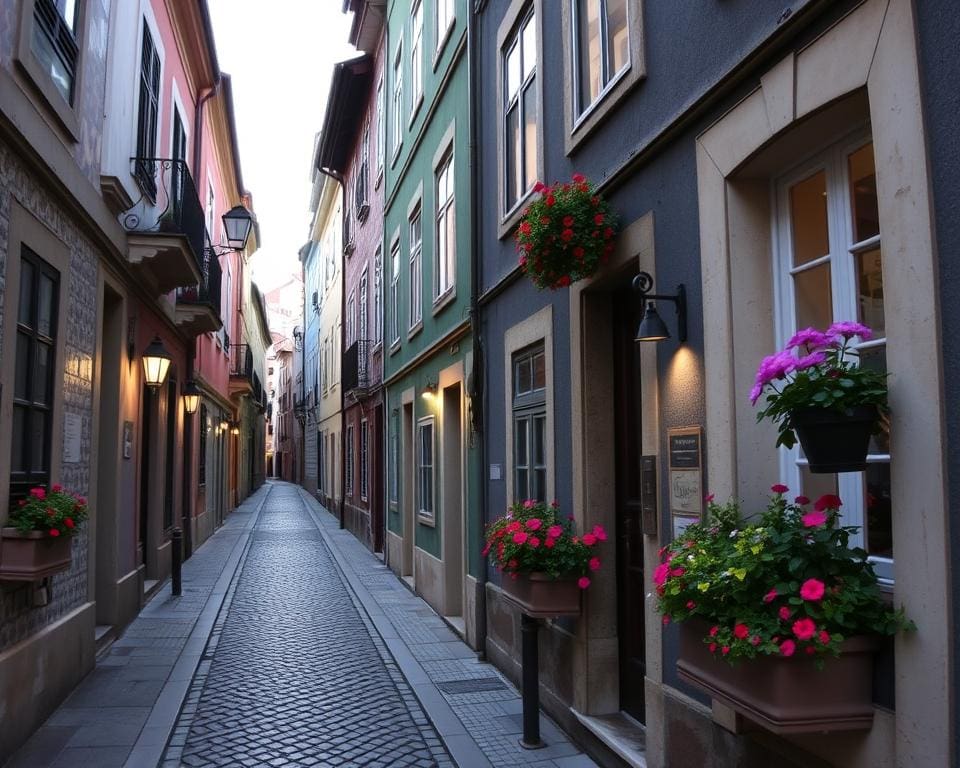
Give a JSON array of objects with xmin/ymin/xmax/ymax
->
[
  {"xmin": 138, "ymin": 383, "xmax": 153, "ymax": 572},
  {"xmin": 441, "ymin": 382, "xmax": 463, "ymax": 618},
  {"xmin": 613, "ymin": 279, "xmax": 646, "ymax": 723},
  {"xmin": 402, "ymin": 401, "xmax": 414, "ymax": 578},
  {"xmin": 372, "ymin": 404, "xmax": 384, "ymax": 552}
]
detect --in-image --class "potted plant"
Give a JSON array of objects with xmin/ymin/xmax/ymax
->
[
  {"xmin": 484, "ymin": 499, "xmax": 607, "ymax": 617},
  {"xmin": 514, "ymin": 173, "xmax": 618, "ymax": 290},
  {"xmin": 655, "ymin": 487, "xmax": 912, "ymax": 733},
  {"xmin": 0, "ymin": 485, "xmax": 88, "ymax": 581},
  {"xmin": 751, "ymin": 322, "xmax": 888, "ymax": 472}
]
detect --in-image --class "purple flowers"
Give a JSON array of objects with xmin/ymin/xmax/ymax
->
[
  {"xmin": 826, "ymin": 321, "xmax": 872, "ymax": 341},
  {"xmin": 750, "ymin": 351, "xmax": 797, "ymax": 404},
  {"xmin": 786, "ymin": 327, "xmax": 837, "ymax": 352}
]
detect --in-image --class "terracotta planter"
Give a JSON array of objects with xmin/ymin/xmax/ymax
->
[
  {"xmin": 791, "ymin": 406, "xmax": 879, "ymax": 473},
  {"xmin": 0, "ymin": 527, "xmax": 73, "ymax": 581},
  {"xmin": 500, "ymin": 572, "xmax": 581, "ymax": 618},
  {"xmin": 677, "ymin": 620, "xmax": 877, "ymax": 734}
]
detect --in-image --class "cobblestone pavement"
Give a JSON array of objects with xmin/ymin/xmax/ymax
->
[{"xmin": 165, "ymin": 483, "xmax": 454, "ymax": 768}]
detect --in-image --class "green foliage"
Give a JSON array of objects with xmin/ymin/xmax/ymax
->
[{"xmin": 8, "ymin": 485, "xmax": 88, "ymax": 538}]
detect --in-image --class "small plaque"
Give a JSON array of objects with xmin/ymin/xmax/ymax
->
[
  {"xmin": 668, "ymin": 426, "xmax": 704, "ymax": 523},
  {"xmin": 123, "ymin": 421, "xmax": 134, "ymax": 459},
  {"xmin": 63, "ymin": 413, "xmax": 82, "ymax": 464},
  {"xmin": 489, "ymin": 463, "xmax": 502, "ymax": 481}
]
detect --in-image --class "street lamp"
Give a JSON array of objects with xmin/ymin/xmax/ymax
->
[
  {"xmin": 182, "ymin": 380, "xmax": 201, "ymax": 415},
  {"xmin": 142, "ymin": 336, "xmax": 172, "ymax": 388},
  {"xmin": 221, "ymin": 206, "xmax": 254, "ymax": 251}
]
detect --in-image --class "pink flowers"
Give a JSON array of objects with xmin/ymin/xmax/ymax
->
[
  {"xmin": 523, "ymin": 499, "xmax": 536, "ymax": 509},
  {"xmin": 578, "ymin": 576, "xmax": 591, "ymax": 589},
  {"xmin": 794, "ymin": 495, "xmax": 810, "ymax": 505},
  {"xmin": 591, "ymin": 525, "xmax": 607, "ymax": 541},
  {"xmin": 589, "ymin": 557, "xmax": 601, "ymax": 571},
  {"xmin": 770, "ymin": 484, "xmax": 789, "ymax": 494},
  {"xmin": 827, "ymin": 321, "xmax": 872, "ymax": 341},
  {"xmin": 800, "ymin": 578, "xmax": 826, "ymax": 602},
  {"xmin": 30, "ymin": 487, "xmax": 46, "ymax": 500},
  {"xmin": 794, "ymin": 351, "xmax": 827, "ymax": 372},
  {"xmin": 778, "ymin": 606, "xmax": 792, "ymax": 621},
  {"xmin": 525, "ymin": 518, "xmax": 542, "ymax": 530},
  {"xmin": 512, "ymin": 531, "xmax": 529, "ymax": 545},
  {"xmin": 779, "ymin": 640, "xmax": 796, "ymax": 657},
  {"xmin": 528, "ymin": 536, "xmax": 541, "ymax": 548},
  {"xmin": 763, "ymin": 588, "xmax": 778, "ymax": 603},
  {"xmin": 786, "ymin": 327, "xmax": 837, "ymax": 351},
  {"xmin": 48, "ymin": 528, "xmax": 60, "ymax": 537},
  {"xmin": 733, "ymin": 624, "xmax": 750, "ymax": 640},
  {"xmin": 818, "ymin": 630, "xmax": 831, "ymax": 645},
  {"xmin": 547, "ymin": 525, "xmax": 563, "ymax": 538},
  {"xmin": 801, "ymin": 510, "xmax": 828, "ymax": 528},
  {"xmin": 792, "ymin": 617, "xmax": 816, "ymax": 641},
  {"xmin": 814, "ymin": 494, "xmax": 843, "ymax": 512},
  {"xmin": 709, "ymin": 625, "xmax": 719, "ymax": 637},
  {"xmin": 653, "ymin": 563, "xmax": 670, "ymax": 587},
  {"xmin": 582, "ymin": 533, "xmax": 597, "ymax": 546}
]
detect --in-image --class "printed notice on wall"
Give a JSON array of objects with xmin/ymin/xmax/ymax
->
[
  {"xmin": 668, "ymin": 427, "xmax": 703, "ymax": 524},
  {"xmin": 63, "ymin": 413, "xmax": 82, "ymax": 464}
]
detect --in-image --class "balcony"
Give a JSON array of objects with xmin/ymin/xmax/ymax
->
[
  {"xmin": 120, "ymin": 158, "xmax": 204, "ymax": 293},
  {"xmin": 175, "ymin": 247, "xmax": 223, "ymax": 335},
  {"xmin": 229, "ymin": 343, "xmax": 254, "ymax": 398},
  {"xmin": 343, "ymin": 339, "xmax": 373, "ymax": 395}
]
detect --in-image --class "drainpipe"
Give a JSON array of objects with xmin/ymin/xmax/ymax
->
[
  {"xmin": 468, "ymin": 0, "xmax": 488, "ymax": 659},
  {"xmin": 318, "ymin": 168, "xmax": 348, "ymax": 529}
]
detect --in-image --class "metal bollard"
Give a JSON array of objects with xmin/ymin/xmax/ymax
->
[
  {"xmin": 171, "ymin": 527, "xmax": 182, "ymax": 596},
  {"xmin": 520, "ymin": 613, "xmax": 544, "ymax": 749}
]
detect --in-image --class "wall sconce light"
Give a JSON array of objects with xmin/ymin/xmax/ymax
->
[
  {"xmin": 421, "ymin": 379, "xmax": 438, "ymax": 400},
  {"xmin": 219, "ymin": 417, "xmax": 230, "ymax": 431},
  {"xmin": 182, "ymin": 380, "xmax": 201, "ymax": 415},
  {"xmin": 222, "ymin": 205, "xmax": 254, "ymax": 251},
  {"xmin": 632, "ymin": 271, "xmax": 687, "ymax": 343},
  {"xmin": 230, "ymin": 421, "xmax": 241, "ymax": 436},
  {"xmin": 142, "ymin": 336, "xmax": 172, "ymax": 388}
]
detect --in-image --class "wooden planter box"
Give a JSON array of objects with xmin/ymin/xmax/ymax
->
[
  {"xmin": 677, "ymin": 620, "xmax": 877, "ymax": 734},
  {"xmin": 0, "ymin": 527, "xmax": 73, "ymax": 581},
  {"xmin": 500, "ymin": 572, "xmax": 581, "ymax": 618}
]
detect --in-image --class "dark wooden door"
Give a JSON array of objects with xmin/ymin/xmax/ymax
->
[
  {"xmin": 614, "ymin": 283, "xmax": 646, "ymax": 722},
  {"xmin": 372, "ymin": 404, "xmax": 384, "ymax": 553},
  {"xmin": 139, "ymin": 384, "xmax": 152, "ymax": 566}
]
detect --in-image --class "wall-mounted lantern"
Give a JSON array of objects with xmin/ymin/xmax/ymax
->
[
  {"xmin": 142, "ymin": 336, "xmax": 172, "ymax": 388},
  {"xmin": 182, "ymin": 380, "xmax": 201, "ymax": 415},
  {"xmin": 221, "ymin": 205, "xmax": 254, "ymax": 251},
  {"xmin": 421, "ymin": 379, "xmax": 438, "ymax": 400},
  {"xmin": 632, "ymin": 271, "xmax": 687, "ymax": 343}
]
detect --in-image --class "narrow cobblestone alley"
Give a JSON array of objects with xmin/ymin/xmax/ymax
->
[{"xmin": 166, "ymin": 483, "xmax": 453, "ymax": 767}]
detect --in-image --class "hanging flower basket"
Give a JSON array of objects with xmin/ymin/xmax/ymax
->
[
  {"xmin": 791, "ymin": 405, "xmax": 878, "ymax": 473},
  {"xmin": 515, "ymin": 174, "xmax": 618, "ymax": 290},
  {"xmin": 0, "ymin": 485, "xmax": 87, "ymax": 581},
  {"xmin": 677, "ymin": 618, "xmax": 878, "ymax": 734}
]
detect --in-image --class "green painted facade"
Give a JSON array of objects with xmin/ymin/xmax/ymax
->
[{"xmin": 382, "ymin": 0, "xmax": 479, "ymax": 573}]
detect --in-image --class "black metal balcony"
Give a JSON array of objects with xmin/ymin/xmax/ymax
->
[
  {"xmin": 343, "ymin": 339, "xmax": 373, "ymax": 393},
  {"xmin": 175, "ymin": 247, "xmax": 223, "ymax": 335},
  {"xmin": 230, "ymin": 344, "xmax": 253, "ymax": 382},
  {"xmin": 120, "ymin": 158, "xmax": 205, "ymax": 293}
]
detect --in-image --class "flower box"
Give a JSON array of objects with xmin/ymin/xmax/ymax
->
[
  {"xmin": 791, "ymin": 405, "xmax": 878, "ymax": 473},
  {"xmin": 500, "ymin": 572, "xmax": 581, "ymax": 618},
  {"xmin": 0, "ymin": 527, "xmax": 73, "ymax": 581},
  {"xmin": 677, "ymin": 619, "xmax": 877, "ymax": 734}
]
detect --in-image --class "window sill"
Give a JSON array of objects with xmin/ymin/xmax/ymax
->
[
  {"xmin": 565, "ymin": 63, "xmax": 645, "ymax": 157},
  {"xmin": 433, "ymin": 19, "xmax": 456, "ymax": 72},
  {"xmin": 372, "ymin": 341, "xmax": 384, "ymax": 356},
  {"xmin": 407, "ymin": 321, "xmax": 424, "ymax": 340},
  {"xmin": 389, "ymin": 340, "xmax": 402, "ymax": 356},
  {"xmin": 499, "ymin": 188, "xmax": 537, "ymax": 241},
  {"xmin": 391, "ymin": 145, "xmax": 403, "ymax": 169},
  {"xmin": 417, "ymin": 511, "xmax": 436, "ymax": 528},
  {"xmin": 432, "ymin": 287, "xmax": 456, "ymax": 315},
  {"xmin": 408, "ymin": 94, "xmax": 424, "ymax": 129},
  {"xmin": 375, "ymin": 168, "xmax": 384, "ymax": 190}
]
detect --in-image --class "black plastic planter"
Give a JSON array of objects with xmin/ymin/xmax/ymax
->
[{"xmin": 791, "ymin": 406, "xmax": 878, "ymax": 473}]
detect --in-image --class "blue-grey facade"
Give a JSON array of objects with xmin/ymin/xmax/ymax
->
[{"xmin": 476, "ymin": 1, "xmax": 956, "ymax": 766}]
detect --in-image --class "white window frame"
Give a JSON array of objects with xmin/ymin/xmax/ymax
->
[
  {"xmin": 410, "ymin": 0, "xmax": 424, "ymax": 119},
  {"xmin": 389, "ymin": 239, "xmax": 401, "ymax": 347},
  {"xmin": 571, "ymin": 0, "xmax": 632, "ymax": 123},
  {"xmin": 501, "ymin": 7, "xmax": 538, "ymax": 219},
  {"xmin": 772, "ymin": 130, "xmax": 893, "ymax": 584},
  {"xmin": 392, "ymin": 42, "xmax": 403, "ymax": 158},
  {"xmin": 347, "ymin": 291, "xmax": 356, "ymax": 346},
  {"xmin": 408, "ymin": 206, "xmax": 423, "ymax": 331},
  {"xmin": 376, "ymin": 74, "xmax": 385, "ymax": 180},
  {"xmin": 434, "ymin": 149, "xmax": 455, "ymax": 301},
  {"xmin": 417, "ymin": 416, "xmax": 435, "ymax": 521},
  {"xmin": 374, "ymin": 247, "xmax": 383, "ymax": 346},
  {"xmin": 436, "ymin": 0, "xmax": 456, "ymax": 57}
]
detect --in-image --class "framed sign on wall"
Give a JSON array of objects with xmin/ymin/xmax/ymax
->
[{"xmin": 668, "ymin": 426, "xmax": 703, "ymax": 537}]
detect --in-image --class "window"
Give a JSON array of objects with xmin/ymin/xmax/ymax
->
[
  {"xmin": 198, "ymin": 404, "xmax": 208, "ymax": 486},
  {"xmin": 409, "ymin": 208, "xmax": 423, "ymax": 329},
  {"xmin": 321, "ymin": 338, "xmax": 328, "ymax": 393},
  {"xmin": 435, "ymin": 151, "xmax": 455, "ymax": 299},
  {"xmin": 512, "ymin": 343, "xmax": 547, "ymax": 502},
  {"xmin": 31, "ymin": 0, "xmax": 80, "ymax": 105},
  {"xmin": 359, "ymin": 270, "xmax": 369, "ymax": 343},
  {"xmin": 346, "ymin": 424, "xmax": 355, "ymax": 497},
  {"xmin": 356, "ymin": 123, "xmax": 370, "ymax": 219},
  {"xmin": 390, "ymin": 241, "xmax": 401, "ymax": 345},
  {"xmin": 135, "ymin": 20, "xmax": 161, "ymax": 197},
  {"xmin": 573, "ymin": 0, "xmax": 629, "ymax": 118},
  {"xmin": 410, "ymin": 0, "xmax": 423, "ymax": 114},
  {"xmin": 376, "ymin": 76, "xmax": 386, "ymax": 176},
  {"xmin": 503, "ymin": 9, "xmax": 538, "ymax": 214},
  {"xmin": 10, "ymin": 246, "xmax": 60, "ymax": 502},
  {"xmin": 775, "ymin": 137, "xmax": 892, "ymax": 582},
  {"xmin": 437, "ymin": 0, "xmax": 455, "ymax": 50},
  {"xmin": 374, "ymin": 248, "xmax": 383, "ymax": 345},
  {"xmin": 318, "ymin": 429, "xmax": 325, "ymax": 493},
  {"xmin": 347, "ymin": 291, "xmax": 356, "ymax": 346},
  {"xmin": 389, "ymin": 410, "xmax": 400, "ymax": 503},
  {"xmin": 392, "ymin": 43, "xmax": 403, "ymax": 155},
  {"xmin": 417, "ymin": 417, "xmax": 435, "ymax": 518},
  {"xmin": 360, "ymin": 419, "xmax": 369, "ymax": 501}
]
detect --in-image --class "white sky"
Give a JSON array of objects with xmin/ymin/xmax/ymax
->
[{"xmin": 207, "ymin": 0, "xmax": 357, "ymax": 294}]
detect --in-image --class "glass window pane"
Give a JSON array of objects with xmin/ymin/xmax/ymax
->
[
  {"xmin": 11, "ymin": 406, "xmax": 26, "ymax": 472},
  {"xmin": 533, "ymin": 352, "xmax": 546, "ymax": 390},
  {"xmin": 856, "ymin": 247, "xmax": 884, "ymax": 338},
  {"xmin": 15, "ymin": 332, "xmax": 30, "ymax": 400},
  {"xmin": 533, "ymin": 415, "xmax": 545, "ymax": 465},
  {"xmin": 859, "ymin": 344, "xmax": 890, "ymax": 454},
  {"xmin": 515, "ymin": 418, "xmax": 528, "ymax": 466},
  {"xmin": 577, "ymin": 0, "xmax": 601, "ymax": 108},
  {"xmin": 515, "ymin": 357, "xmax": 531, "ymax": 395},
  {"xmin": 506, "ymin": 105, "xmax": 521, "ymax": 208},
  {"xmin": 31, "ymin": 410, "xmax": 48, "ymax": 473},
  {"xmin": 523, "ymin": 84, "xmax": 538, "ymax": 193},
  {"xmin": 607, "ymin": 0, "xmax": 630, "ymax": 76},
  {"xmin": 18, "ymin": 259, "xmax": 34, "ymax": 327},
  {"xmin": 864, "ymin": 462, "xmax": 893, "ymax": 558},
  {"xmin": 516, "ymin": 469, "xmax": 528, "ymax": 501},
  {"xmin": 849, "ymin": 143, "xmax": 880, "ymax": 242},
  {"xmin": 790, "ymin": 171, "xmax": 830, "ymax": 266},
  {"xmin": 34, "ymin": 342, "xmax": 51, "ymax": 405},
  {"xmin": 534, "ymin": 468, "xmax": 546, "ymax": 503},
  {"xmin": 522, "ymin": 15, "xmax": 536, "ymax": 80},
  {"xmin": 793, "ymin": 263, "xmax": 832, "ymax": 331},
  {"xmin": 507, "ymin": 41, "xmax": 521, "ymax": 100}
]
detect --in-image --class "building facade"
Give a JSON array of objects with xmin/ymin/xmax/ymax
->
[
  {"xmin": 380, "ymin": 0, "xmax": 481, "ymax": 633},
  {"xmin": 475, "ymin": 1, "xmax": 956, "ymax": 767}
]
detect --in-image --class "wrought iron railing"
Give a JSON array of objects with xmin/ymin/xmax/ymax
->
[
  {"xmin": 343, "ymin": 339, "xmax": 372, "ymax": 393},
  {"xmin": 176, "ymin": 246, "xmax": 222, "ymax": 313},
  {"xmin": 121, "ymin": 158, "xmax": 205, "ymax": 269},
  {"xmin": 229, "ymin": 344, "xmax": 253, "ymax": 382}
]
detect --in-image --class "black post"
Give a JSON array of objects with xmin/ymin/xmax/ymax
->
[
  {"xmin": 171, "ymin": 527, "xmax": 182, "ymax": 596},
  {"xmin": 520, "ymin": 613, "xmax": 544, "ymax": 749}
]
